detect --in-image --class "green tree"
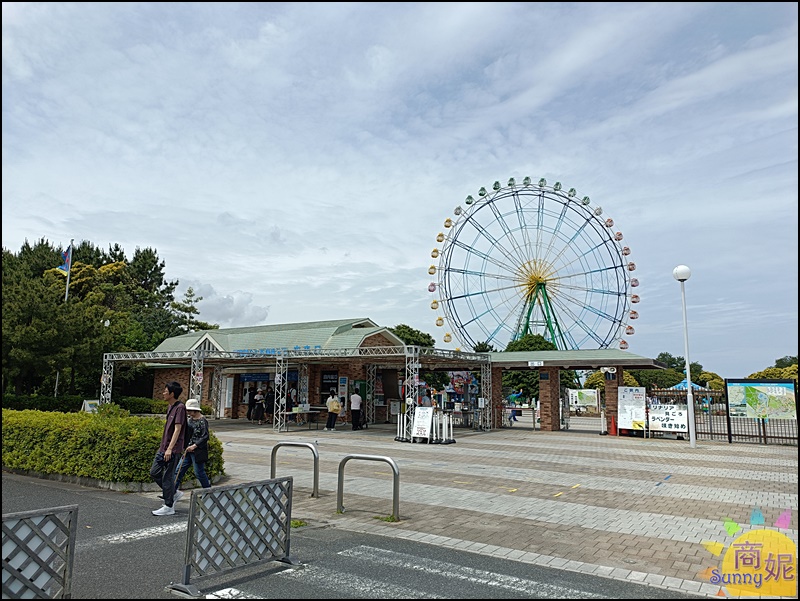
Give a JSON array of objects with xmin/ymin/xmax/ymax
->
[
  {"xmin": 473, "ymin": 341, "xmax": 496, "ymax": 352},
  {"xmin": 627, "ymin": 368, "xmax": 684, "ymax": 391},
  {"xmin": 2, "ymin": 247, "xmax": 65, "ymax": 394},
  {"xmin": 171, "ymin": 287, "xmax": 218, "ymax": 333},
  {"xmin": 774, "ymin": 356, "xmax": 798, "ymax": 369},
  {"xmin": 654, "ymin": 352, "xmax": 703, "ymax": 383},
  {"xmin": 698, "ymin": 371, "xmax": 725, "ymax": 390},
  {"xmin": 389, "ymin": 324, "xmax": 435, "ymax": 347},
  {"xmin": 583, "ymin": 370, "xmax": 640, "ymax": 390},
  {"xmin": 499, "ymin": 334, "xmax": 580, "ymax": 400},
  {"xmin": 2, "ymin": 238, "xmax": 217, "ymax": 397},
  {"xmin": 388, "ymin": 324, "xmax": 448, "ymax": 391},
  {"xmin": 747, "ymin": 365, "xmax": 798, "ymax": 381}
]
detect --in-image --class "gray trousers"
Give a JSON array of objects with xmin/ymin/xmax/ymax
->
[{"xmin": 149, "ymin": 451, "xmax": 181, "ymax": 506}]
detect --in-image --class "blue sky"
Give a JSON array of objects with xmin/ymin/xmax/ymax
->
[{"xmin": 2, "ymin": 2, "xmax": 797, "ymax": 379}]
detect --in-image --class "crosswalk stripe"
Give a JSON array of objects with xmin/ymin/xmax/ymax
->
[
  {"xmin": 77, "ymin": 522, "xmax": 187, "ymax": 549},
  {"xmin": 276, "ymin": 563, "xmax": 445, "ymax": 598},
  {"xmin": 340, "ymin": 546, "xmax": 604, "ymax": 598}
]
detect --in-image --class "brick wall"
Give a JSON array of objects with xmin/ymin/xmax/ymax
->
[
  {"xmin": 362, "ymin": 333, "xmax": 397, "ymax": 347},
  {"xmin": 491, "ymin": 365, "xmax": 504, "ymax": 427},
  {"xmin": 603, "ymin": 368, "xmax": 620, "ymax": 432},
  {"xmin": 539, "ymin": 367, "xmax": 561, "ymax": 431}
]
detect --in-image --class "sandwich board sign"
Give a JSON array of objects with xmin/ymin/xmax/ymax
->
[{"xmin": 82, "ymin": 400, "xmax": 100, "ymax": 413}]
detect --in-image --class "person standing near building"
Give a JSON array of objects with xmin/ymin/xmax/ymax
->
[
  {"xmin": 174, "ymin": 398, "xmax": 212, "ymax": 497},
  {"xmin": 265, "ymin": 384, "xmax": 276, "ymax": 425},
  {"xmin": 507, "ymin": 388, "xmax": 523, "ymax": 421},
  {"xmin": 246, "ymin": 385, "xmax": 257, "ymax": 422},
  {"xmin": 350, "ymin": 386, "xmax": 363, "ymax": 431},
  {"xmin": 324, "ymin": 388, "xmax": 339, "ymax": 431},
  {"xmin": 150, "ymin": 381, "xmax": 186, "ymax": 516},
  {"xmin": 286, "ymin": 385, "xmax": 297, "ymax": 423},
  {"xmin": 253, "ymin": 388, "xmax": 266, "ymax": 425},
  {"xmin": 420, "ymin": 389, "xmax": 432, "ymax": 407}
]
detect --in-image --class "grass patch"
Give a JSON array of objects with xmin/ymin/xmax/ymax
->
[
  {"xmin": 290, "ymin": 519, "xmax": 307, "ymax": 528},
  {"xmin": 373, "ymin": 515, "xmax": 399, "ymax": 523}
]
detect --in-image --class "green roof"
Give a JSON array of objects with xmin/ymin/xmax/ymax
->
[
  {"xmin": 153, "ymin": 318, "xmax": 404, "ymax": 354},
  {"xmin": 150, "ymin": 319, "xmax": 662, "ymax": 370},
  {"xmin": 488, "ymin": 349, "xmax": 665, "ymax": 370}
]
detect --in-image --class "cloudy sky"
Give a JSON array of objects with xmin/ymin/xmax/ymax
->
[{"xmin": 3, "ymin": 2, "xmax": 797, "ymax": 379}]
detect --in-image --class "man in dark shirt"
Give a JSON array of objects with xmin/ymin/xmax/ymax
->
[{"xmin": 150, "ymin": 381, "xmax": 187, "ymax": 516}]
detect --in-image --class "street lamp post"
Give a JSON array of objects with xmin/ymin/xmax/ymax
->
[{"xmin": 672, "ymin": 265, "xmax": 697, "ymax": 448}]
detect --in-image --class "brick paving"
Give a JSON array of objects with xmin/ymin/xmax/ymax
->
[{"xmin": 204, "ymin": 418, "xmax": 798, "ymax": 598}]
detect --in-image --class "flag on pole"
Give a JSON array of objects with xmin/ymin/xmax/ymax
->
[
  {"xmin": 59, "ymin": 239, "xmax": 74, "ymax": 303},
  {"xmin": 57, "ymin": 244, "xmax": 72, "ymax": 274}
]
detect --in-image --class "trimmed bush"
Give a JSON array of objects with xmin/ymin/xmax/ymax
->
[
  {"xmin": 2, "ymin": 394, "xmax": 213, "ymax": 416},
  {"xmin": 2, "ymin": 408, "xmax": 224, "ymax": 484}
]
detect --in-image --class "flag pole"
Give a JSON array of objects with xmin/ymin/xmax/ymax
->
[{"xmin": 55, "ymin": 239, "xmax": 74, "ymax": 397}]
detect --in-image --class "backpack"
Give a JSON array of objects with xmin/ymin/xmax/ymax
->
[{"xmin": 330, "ymin": 397, "xmax": 341, "ymax": 413}]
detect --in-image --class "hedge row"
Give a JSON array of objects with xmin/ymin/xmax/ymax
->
[
  {"xmin": 2, "ymin": 394, "xmax": 213, "ymax": 416},
  {"xmin": 1, "ymin": 407, "xmax": 224, "ymax": 485}
]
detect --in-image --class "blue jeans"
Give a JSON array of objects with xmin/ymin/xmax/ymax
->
[{"xmin": 175, "ymin": 453, "xmax": 211, "ymax": 490}]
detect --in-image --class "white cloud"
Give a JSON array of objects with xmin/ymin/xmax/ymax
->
[{"xmin": 2, "ymin": 2, "xmax": 797, "ymax": 378}]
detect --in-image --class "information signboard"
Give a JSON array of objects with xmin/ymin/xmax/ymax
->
[
  {"xmin": 617, "ymin": 386, "xmax": 646, "ymax": 430},
  {"xmin": 647, "ymin": 404, "xmax": 688, "ymax": 432},
  {"xmin": 411, "ymin": 406, "xmax": 434, "ymax": 439}
]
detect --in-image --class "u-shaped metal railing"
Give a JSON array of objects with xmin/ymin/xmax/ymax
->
[
  {"xmin": 270, "ymin": 442, "xmax": 320, "ymax": 498},
  {"xmin": 337, "ymin": 454, "xmax": 400, "ymax": 520}
]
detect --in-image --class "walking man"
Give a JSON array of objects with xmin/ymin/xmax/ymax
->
[{"xmin": 150, "ymin": 381, "xmax": 186, "ymax": 516}]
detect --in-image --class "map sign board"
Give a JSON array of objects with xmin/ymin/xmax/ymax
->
[
  {"xmin": 567, "ymin": 389, "xmax": 599, "ymax": 411},
  {"xmin": 725, "ymin": 379, "xmax": 797, "ymax": 420}
]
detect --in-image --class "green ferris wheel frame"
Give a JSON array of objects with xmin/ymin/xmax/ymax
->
[{"xmin": 428, "ymin": 177, "xmax": 640, "ymax": 352}]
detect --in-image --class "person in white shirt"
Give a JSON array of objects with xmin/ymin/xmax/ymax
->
[
  {"xmin": 350, "ymin": 388, "xmax": 363, "ymax": 430},
  {"xmin": 324, "ymin": 389, "xmax": 339, "ymax": 431}
]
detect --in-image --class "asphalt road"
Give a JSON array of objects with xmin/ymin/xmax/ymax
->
[{"xmin": 2, "ymin": 472, "xmax": 704, "ymax": 599}]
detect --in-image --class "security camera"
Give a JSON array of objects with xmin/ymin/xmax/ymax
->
[
  {"xmin": 600, "ymin": 367, "xmax": 609, "ymax": 373},
  {"xmin": 607, "ymin": 367, "xmax": 617, "ymax": 374}
]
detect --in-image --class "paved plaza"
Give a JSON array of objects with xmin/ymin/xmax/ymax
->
[{"xmin": 205, "ymin": 415, "xmax": 799, "ymax": 598}]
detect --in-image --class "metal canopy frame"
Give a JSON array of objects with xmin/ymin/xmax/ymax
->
[
  {"xmin": 100, "ymin": 345, "xmax": 493, "ymax": 429},
  {"xmin": 100, "ymin": 346, "xmax": 662, "ymax": 432}
]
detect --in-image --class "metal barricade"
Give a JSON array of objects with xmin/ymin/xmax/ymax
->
[
  {"xmin": 169, "ymin": 477, "xmax": 299, "ymax": 598},
  {"xmin": 2, "ymin": 504, "xmax": 78, "ymax": 599}
]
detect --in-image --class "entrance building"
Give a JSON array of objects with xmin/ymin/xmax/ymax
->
[{"xmin": 99, "ymin": 318, "xmax": 664, "ymax": 435}]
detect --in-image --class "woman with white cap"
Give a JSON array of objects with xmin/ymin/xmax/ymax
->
[
  {"xmin": 174, "ymin": 398, "xmax": 212, "ymax": 500},
  {"xmin": 253, "ymin": 388, "xmax": 266, "ymax": 425}
]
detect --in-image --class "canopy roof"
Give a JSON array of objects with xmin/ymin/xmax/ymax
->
[{"xmin": 668, "ymin": 379, "xmax": 706, "ymax": 390}]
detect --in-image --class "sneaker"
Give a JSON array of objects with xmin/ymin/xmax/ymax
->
[
  {"xmin": 174, "ymin": 490, "xmax": 184, "ymax": 502},
  {"xmin": 323, "ymin": 428, "xmax": 329, "ymax": 431},
  {"xmin": 152, "ymin": 505, "xmax": 175, "ymax": 516}
]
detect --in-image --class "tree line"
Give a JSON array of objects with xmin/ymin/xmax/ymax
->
[{"xmin": 2, "ymin": 238, "xmax": 216, "ymax": 397}]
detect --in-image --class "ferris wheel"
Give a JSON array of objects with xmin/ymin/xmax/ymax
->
[{"xmin": 428, "ymin": 177, "xmax": 640, "ymax": 352}]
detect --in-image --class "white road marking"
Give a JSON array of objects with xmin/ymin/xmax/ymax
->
[
  {"xmin": 340, "ymin": 546, "xmax": 604, "ymax": 598},
  {"xmin": 77, "ymin": 522, "xmax": 186, "ymax": 548},
  {"xmin": 204, "ymin": 587, "xmax": 260, "ymax": 599},
  {"xmin": 277, "ymin": 564, "xmax": 444, "ymax": 598}
]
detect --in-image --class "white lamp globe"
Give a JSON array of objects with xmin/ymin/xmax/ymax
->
[{"xmin": 672, "ymin": 265, "xmax": 691, "ymax": 282}]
